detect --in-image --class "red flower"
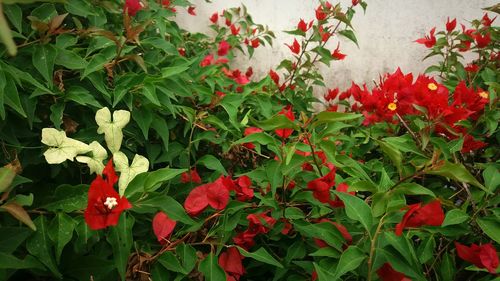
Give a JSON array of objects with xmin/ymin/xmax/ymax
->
[
  {"xmin": 200, "ymin": 54, "xmax": 214, "ymax": 67},
  {"xmin": 243, "ymin": 127, "xmax": 263, "ymax": 149},
  {"xmin": 245, "ymin": 67, "xmax": 253, "ymax": 78},
  {"xmin": 352, "ymin": 0, "xmax": 360, "ymax": 6},
  {"xmin": 376, "ymin": 263, "xmax": 411, "ymax": 281},
  {"xmin": 319, "ymin": 26, "xmax": 331, "ymax": 42},
  {"xmin": 455, "ymin": 242, "xmax": 499, "ymax": 273},
  {"xmin": 297, "ymin": 19, "xmax": 312, "ymax": 32},
  {"xmin": 250, "ymin": 38, "xmax": 260, "ymax": 48},
  {"xmin": 275, "ymin": 105, "xmax": 295, "ymax": 138},
  {"xmin": 286, "ymin": 39, "xmax": 301, "ymax": 54},
  {"xmin": 219, "ymin": 247, "xmax": 245, "ymax": 280},
  {"xmin": 415, "ymin": 27, "xmax": 436, "ymax": 48},
  {"xmin": 465, "ymin": 63, "xmax": 479, "ymax": 73},
  {"xmin": 84, "ymin": 160, "xmax": 132, "ymax": 230},
  {"xmin": 178, "ymin": 48, "xmax": 186, "ymax": 57},
  {"xmin": 307, "ymin": 167, "xmax": 336, "ymax": 203},
  {"xmin": 325, "ymin": 88, "xmax": 339, "ymax": 101},
  {"xmin": 475, "ymin": 32, "xmax": 491, "ymax": 48},
  {"xmin": 187, "ymin": 6, "xmax": 196, "ymax": 16},
  {"xmin": 269, "ymin": 70, "xmax": 280, "ymax": 85},
  {"xmin": 230, "ymin": 24, "xmax": 240, "ymax": 35},
  {"xmin": 181, "ymin": 169, "xmax": 202, "ymax": 184},
  {"xmin": 395, "ymin": 200, "xmax": 444, "ymax": 236},
  {"xmin": 124, "ymin": 0, "xmax": 143, "ymax": 16},
  {"xmin": 482, "ymin": 13, "xmax": 496, "ymax": 27},
  {"xmin": 218, "ymin": 40, "xmax": 230, "ymax": 56},
  {"xmin": 315, "ymin": 5, "xmax": 327, "ymax": 21},
  {"xmin": 446, "ymin": 17, "xmax": 456, "ymax": 32},
  {"xmin": 209, "ymin": 12, "xmax": 218, "ymax": 23},
  {"xmin": 332, "ymin": 43, "xmax": 347, "ymax": 60},
  {"xmin": 152, "ymin": 212, "xmax": 176, "ymax": 244},
  {"xmin": 184, "ymin": 177, "xmax": 230, "ymax": 216},
  {"xmin": 233, "ymin": 212, "xmax": 276, "ymax": 249}
]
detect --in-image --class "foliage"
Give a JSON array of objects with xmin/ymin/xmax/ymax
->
[{"xmin": 0, "ymin": 0, "xmax": 499, "ymax": 281}]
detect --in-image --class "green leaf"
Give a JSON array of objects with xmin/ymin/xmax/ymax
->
[
  {"xmin": 338, "ymin": 29, "xmax": 359, "ymax": 47},
  {"xmin": 426, "ymin": 161, "xmax": 487, "ymax": 192},
  {"xmin": 441, "ymin": 209, "xmax": 469, "ymax": 227},
  {"xmin": 43, "ymin": 184, "xmax": 88, "ymax": 212},
  {"xmin": 252, "ymin": 114, "xmax": 299, "ymax": 131},
  {"xmin": 197, "ymin": 154, "xmax": 227, "ymax": 175},
  {"xmin": 313, "ymin": 111, "xmax": 362, "ymax": 126},
  {"xmin": 132, "ymin": 108, "xmax": 153, "ymax": 139},
  {"xmin": 41, "ymin": 128, "xmax": 90, "ymax": 164},
  {"xmin": 32, "ymin": 44, "xmax": 57, "ymax": 84},
  {"xmin": 334, "ymin": 192, "xmax": 373, "ymax": 231},
  {"xmin": 95, "ymin": 107, "xmax": 131, "ymax": 153},
  {"xmin": 3, "ymin": 76, "xmax": 26, "ymax": 117},
  {"xmin": 483, "ymin": 165, "xmax": 500, "ymax": 193},
  {"xmin": 376, "ymin": 139, "xmax": 402, "ymax": 175},
  {"xmin": 65, "ymin": 86, "xmax": 102, "ymax": 108},
  {"xmin": 198, "ymin": 253, "xmax": 226, "ymax": 281},
  {"xmin": 476, "ymin": 217, "xmax": 500, "ymax": 244},
  {"xmin": 26, "ymin": 216, "xmax": 62, "ymax": 278},
  {"xmin": 0, "ymin": 253, "xmax": 42, "ymax": 269},
  {"xmin": 65, "ymin": 0, "xmax": 96, "ymax": 17},
  {"xmin": 332, "ymin": 246, "xmax": 365, "ymax": 280},
  {"xmin": 107, "ymin": 214, "xmax": 134, "ymax": 281},
  {"xmin": 48, "ymin": 212, "xmax": 76, "ymax": 264},
  {"xmin": 161, "ymin": 65, "xmax": 190, "ymax": 78},
  {"xmin": 392, "ymin": 183, "xmax": 435, "ymax": 197},
  {"xmin": 176, "ymin": 243, "xmax": 197, "ymax": 274},
  {"xmin": 82, "ymin": 53, "xmax": 109, "ymax": 78},
  {"xmin": 0, "ymin": 9, "xmax": 17, "ymax": 56},
  {"xmin": 55, "ymin": 48, "xmax": 87, "ymax": 69},
  {"xmin": 144, "ymin": 167, "xmax": 186, "ymax": 192},
  {"xmin": 0, "ymin": 227, "xmax": 32, "ymax": 254},
  {"xmin": 113, "ymin": 152, "xmax": 149, "ymax": 196},
  {"xmin": 0, "ymin": 166, "xmax": 16, "ymax": 193},
  {"xmin": 237, "ymin": 247, "xmax": 283, "ymax": 268},
  {"xmin": 284, "ymin": 207, "xmax": 305, "ymax": 219},
  {"xmin": 313, "ymin": 263, "xmax": 337, "ymax": 281}
]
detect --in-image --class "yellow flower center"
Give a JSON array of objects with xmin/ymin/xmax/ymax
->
[
  {"xmin": 479, "ymin": 91, "xmax": 488, "ymax": 99},
  {"xmin": 387, "ymin": 102, "xmax": 397, "ymax": 111},
  {"xmin": 427, "ymin": 83, "xmax": 438, "ymax": 91}
]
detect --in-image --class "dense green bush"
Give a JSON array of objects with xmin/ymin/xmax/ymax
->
[{"xmin": 0, "ymin": 1, "xmax": 498, "ymax": 281}]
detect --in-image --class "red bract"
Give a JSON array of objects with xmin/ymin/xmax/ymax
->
[
  {"xmin": 475, "ymin": 32, "xmax": 491, "ymax": 48},
  {"xmin": 297, "ymin": 19, "xmax": 312, "ymax": 32},
  {"xmin": 395, "ymin": 200, "xmax": 444, "ymax": 236},
  {"xmin": 243, "ymin": 127, "xmax": 263, "ymax": 149},
  {"xmin": 200, "ymin": 54, "xmax": 214, "ymax": 67},
  {"xmin": 234, "ymin": 212, "xmax": 276, "ymax": 250},
  {"xmin": 187, "ymin": 6, "xmax": 196, "ymax": 16},
  {"xmin": 332, "ymin": 43, "xmax": 347, "ymax": 60},
  {"xmin": 180, "ymin": 169, "xmax": 202, "ymax": 184},
  {"xmin": 184, "ymin": 177, "xmax": 230, "ymax": 216},
  {"xmin": 218, "ymin": 40, "xmax": 230, "ymax": 56},
  {"xmin": 269, "ymin": 70, "xmax": 280, "ymax": 85},
  {"xmin": 352, "ymin": 0, "xmax": 360, "ymax": 6},
  {"xmin": 415, "ymin": 27, "xmax": 436, "ymax": 48},
  {"xmin": 315, "ymin": 5, "xmax": 327, "ymax": 21},
  {"xmin": 124, "ymin": 0, "xmax": 142, "ymax": 16},
  {"xmin": 446, "ymin": 17, "xmax": 456, "ymax": 32},
  {"xmin": 209, "ymin": 12, "xmax": 218, "ymax": 23},
  {"xmin": 286, "ymin": 39, "xmax": 301, "ymax": 54},
  {"xmin": 319, "ymin": 26, "xmax": 331, "ymax": 42},
  {"xmin": 376, "ymin": 263, "xmax": 411, "ymax": 281},
  {"xmin": 219, "ymin": 247, "xmax": 245, "ymax": 280},
  {"xmin": 275, "ymin": 105, "xmax": 295, "ymax": 138},
  {"xmin": 482, "ymin": 13, "xmax": 496, "ymax": 27},
  {"xmin": 455, "ymin": 242, "xmax": 499, "ymax": 273},
  {"xmin": 251, "ymin": 38, "xmax": 260, "ymax": 48},
  {"xmin": 325, "ymin": 88, "xmax": 339, "ymax": 101},
  {"xmin": 152, "ymin": 212, "xmax": 176, "ymax": 244},
  {"xmin": 84, "ymin": 160, "xmax": 132, "ymax": 230},
  {"xmin": 231, "ymin": 24, "xmax": 240, "ymax": 35}
]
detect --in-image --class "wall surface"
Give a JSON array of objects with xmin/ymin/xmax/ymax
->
[{"xmin": 176, "ymin": 0, "xmax": 496, "ymax": 91}]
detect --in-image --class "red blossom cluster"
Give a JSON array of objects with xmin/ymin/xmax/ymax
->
[
  {"xmin": 184, "ymin": 175, "xmax": 254, "ymax": 216},
  {"xmin": 275, "ymin": 105, "xmax": 295, "ymax": 138},
  {"xmin": 455, "ymin": 242, "xmax": 499, "ymax": 273},
  {"xmin": 233, "ymin": 211, "xmax": 277, "ymax": 249},
  {"xmin": 334, "ymin": 69, "xmax": 489, "ymax": 153},
  {"xmin": 395, "ymin": 200, "xmax": 445, "ymax": 236},
  {"xmin": 84, "ymin": 160, "xmax": 132, "ymax": 230},
  {"xmin": 416, "ymin": 13, "xmax": 495, "ymax": 50},
  {"xmin": 218, "ymin": 247, "xmax": 245, "ymax": 281}
]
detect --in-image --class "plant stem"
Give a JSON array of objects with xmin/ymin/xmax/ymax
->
[{"xmin": 367, "ymin": 213, "xmax": 387, "ymax": 281}]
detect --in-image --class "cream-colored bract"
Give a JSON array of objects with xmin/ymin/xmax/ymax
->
[
  {"xmin": 41, "ymin": 128, "xmax": 90, "ymax": 164},
  {"xmin": 95, "ymin": 107, "xmax": 131, "ymax": 153},
  {"xmin": 75, "ymin": 141, "xmax": 108, "ymax": 175}
]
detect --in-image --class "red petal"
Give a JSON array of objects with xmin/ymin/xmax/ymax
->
[
  {"xmin": 218, "ymin": 247, "xmax": 244, "ymax": 276},
  {"xmin": 376, "ymin": 263, "xmax": 410, "ymax": 281},
  {"xmin": 102, "ymin": 159, "xmax": 118, "ymax": 186},
  {"xmin": 207, "ymin": 178, "xmax": 230, "ymax": 210},
  {"xmin": 479, "ymin": 243, "xmax": 499, "ymax": 273},
  {"xmin": 184, "ymin": 185, "xmax": 209, "ymax": 216},
  {"xmin": 153, "ymin": 212, "xmax": 176, "ymax": 244}
]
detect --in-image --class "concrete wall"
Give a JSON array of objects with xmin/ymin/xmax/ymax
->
[{"xmin": 176, "ymin": 0, "xmax": 496, "ymax": 90}]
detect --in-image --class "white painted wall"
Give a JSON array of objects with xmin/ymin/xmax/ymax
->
[{"xmin": 176, "ymin": 0, "xmax": 496, "ymax": 90}]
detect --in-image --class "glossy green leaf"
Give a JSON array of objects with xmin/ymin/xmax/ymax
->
[
  {"xmin": 197, "ymin": 154, "xmax": 227, "ymax": 175},
  {"xmin": 332, "ymin": 246, "xmax": 365, "ymax": 280},
  {"xmin": 107, "ymin": 214, "xmax": 134, "ymax": 281},
  {"xmin": 476, "ymin": 217, "xmax": 500, "ymax": 244},
  {"xmin": 335, "ymin": 192, "xmax": 373, "ymax": 231},
  {"xmin": 426, "ymin": 161, "xmax": 487, "ymax": 192},
  {"xmin": 441, "ymin": 209, "xmax": 469, "ymax": 227},
  {"xmin": 32, "ymin": 44, "xmax": 57, "ymax": 84},
  {"xmin": 48, "ymin": 212, "xmax": 76, "ymax": 263},
  {"xmin": 237, "ymin": 247, "xmax": 283, "ymax": 268},
  {"xmin": 198, "ymin": 253, "xmax": 226, "ymax": 281},
  {"xmin": 26, "ymin": 216, "xmax": 62, "ymax": 278}
]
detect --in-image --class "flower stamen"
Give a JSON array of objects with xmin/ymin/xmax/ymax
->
[{"xmin": 104, "ymin": 197, "xmax": 118, "ymax": 209}]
